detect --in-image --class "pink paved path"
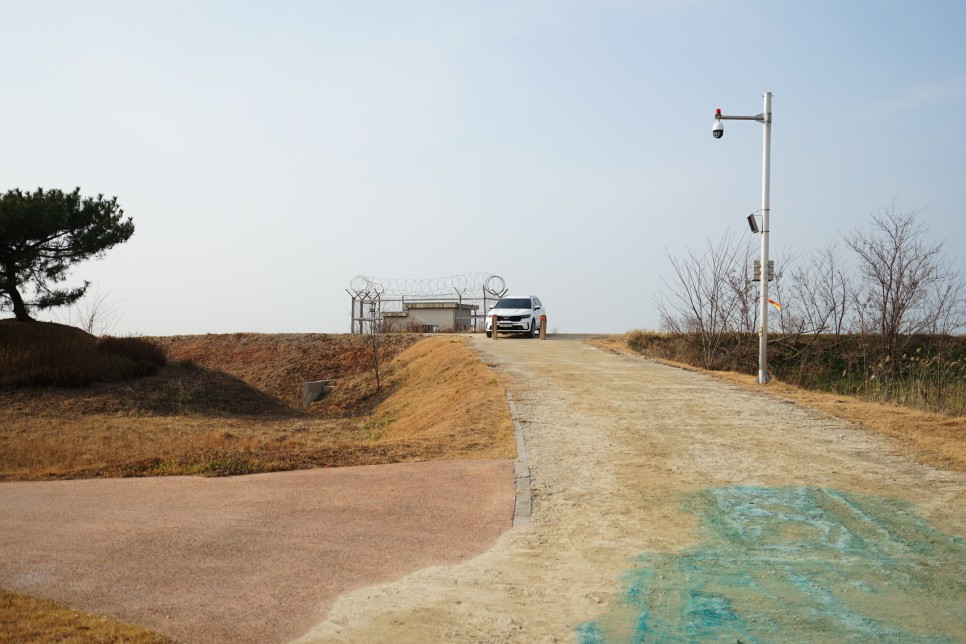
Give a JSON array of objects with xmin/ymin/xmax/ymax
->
[{"xmin": 0, "ymin": 460, "xmax": 513, "ymax": 643}]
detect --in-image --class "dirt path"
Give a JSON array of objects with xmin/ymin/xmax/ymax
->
[{"xmin": 299, "ymin": 335, "xmax": 966, "ymax": 642}]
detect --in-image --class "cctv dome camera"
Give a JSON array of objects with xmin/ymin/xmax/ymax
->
[{"xmin": 712, "ymin": 118, "xmax": 724, "ymax": 139}]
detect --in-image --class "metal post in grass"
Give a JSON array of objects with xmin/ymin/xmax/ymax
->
[{"xmin": 712, "ymin": 91, "xmax": 773, "ymax": 384}]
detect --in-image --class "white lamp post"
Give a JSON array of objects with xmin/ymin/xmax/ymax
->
[{"xmin": 713, "ymin": 91, "xmax": 773, "ymax": 384}]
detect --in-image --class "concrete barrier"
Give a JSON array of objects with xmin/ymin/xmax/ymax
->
[{"xmin": 303, "ymin": 380, "xmax": 334, "ymax": 408}]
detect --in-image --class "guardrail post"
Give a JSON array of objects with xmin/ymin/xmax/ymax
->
[{"xmin": 539, "ymin": 315, "xmax": 547, "ymax": 340}]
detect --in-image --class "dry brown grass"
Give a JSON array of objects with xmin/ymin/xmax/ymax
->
[
  {"xmin": 369, "ymin": 337, "xmax": 515, "ymax": 460},
  {"xmin": 153, "ymin": 332, "xmax": 420, "ymax": 411},
  {"xmin": 0, "ymin": 590, "xmax": 175, "ymax": 643},
  {"xmin": 594, "ymin": 334, "xmax": 966, "ymax": 474},
  {"xmin": 0, "ymin": 335, "xmax": 514, "ymax": 481}
]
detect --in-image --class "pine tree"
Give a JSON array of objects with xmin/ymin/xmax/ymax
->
[{"xmin": 0, "ymin": 187, "xmax": 133, "ymax": 321}]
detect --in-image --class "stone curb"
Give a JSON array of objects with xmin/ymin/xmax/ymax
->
[{"xmin": 507, "ymin": 391, "xmax": 532, "ymax": 526}]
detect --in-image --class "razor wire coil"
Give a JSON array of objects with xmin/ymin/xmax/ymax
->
[{"xmin": 349, "ymin": 272, "xmax": 504, "ymax": 298}]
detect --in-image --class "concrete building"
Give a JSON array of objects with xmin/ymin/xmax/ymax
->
[{"xmin": 382, "ymin": 301, "xmax": 479, "ymax": 332}]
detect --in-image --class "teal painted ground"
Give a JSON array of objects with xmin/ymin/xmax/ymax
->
[{"xmin": 577, "ymin": 486, "xmax": 966, "ymax": 643}]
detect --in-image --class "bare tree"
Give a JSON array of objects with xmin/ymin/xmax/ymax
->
[
  {"xmin": 846, "ymin": 206, "xmax": 966, "ymax": 357},
  {"xmin": 362, "ymin": 299, "xmax": 385, "ymax": 392},
  {"xmin": 788, "ymin": 243, "xmax": 853, "ymax": 336},
  {"xmin": 655, "ymin": 229, "xmax": 756, "ymax": 367},
  {"xmin": 767, "ymin": 245, "xmax": 850, "ymax": 382},
  {"xmin": 726, "ymin": 239, "xmax": 760, "ymax": 335},
  {"xmin": 762, "ymin": 247, "xmax": 798, "ymax": 335}
]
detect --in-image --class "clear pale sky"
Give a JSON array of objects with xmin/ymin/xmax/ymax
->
[{"xmin": 3, "ymin": 1, "xmax": 964, "ymax": 334}]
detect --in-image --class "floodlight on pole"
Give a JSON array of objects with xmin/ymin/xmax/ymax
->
[
  {"xmin": 712, "ymin": 92, "xmax": 773, "ymax": 384},
  {"xmin": 747, "ymin": 213, "xmax": 760, "ymax": 233}
]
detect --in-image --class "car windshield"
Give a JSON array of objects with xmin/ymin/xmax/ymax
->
[{"xmin": 495, "ymin": 298, "xmax": 532, "ymax": 309}]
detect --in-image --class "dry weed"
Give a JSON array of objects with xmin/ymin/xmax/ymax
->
[{"xmin": 0, "ymin": 590, "xmax": 175, "ymax": 643}]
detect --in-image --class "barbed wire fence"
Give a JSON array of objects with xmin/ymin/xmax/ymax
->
[{"xmin": 347, "ymin": 273, "xmax": 508, "ymax": 333}]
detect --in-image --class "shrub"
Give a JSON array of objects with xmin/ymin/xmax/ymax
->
[
  {"xmin": 627, "ymin": 328, "xmax": 966, "ymax": 415},
  {"xmin": 0, "ymin": 320, "xmax": 167, "ymax": 388},
  {"xmin": 97, "ymin": 336, "xmax": 167, "ymax": 368},
  {"xmin": 625, "ymin": 329, "xmax": 651, "ymax": 352}
]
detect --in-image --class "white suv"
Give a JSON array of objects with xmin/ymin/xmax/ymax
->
[{"xmin": 485, "ymin": 295, "xmax": 546, "ymax": 338}]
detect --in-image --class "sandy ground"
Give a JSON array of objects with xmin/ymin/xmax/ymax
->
[
  {"xmin": 298, "ymin": 335, "xmax": 966, "ymax": 642},
  {"xmin": 0, "ymin": 460, "xmax": 513, "ymax": 643}
]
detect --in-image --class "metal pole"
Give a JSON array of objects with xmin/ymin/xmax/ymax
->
[
  {"xmin": 758, "ymin": 91, "xmax": 773, "ymax": 384},
  {"xmin": 346, "ymin": 290, "xmax": 357, "ymax": 334}
]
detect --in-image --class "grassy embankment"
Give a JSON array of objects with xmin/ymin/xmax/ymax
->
[
  {"xmin": 0, "ymin": 321, "xmax": 513, "ymax": 481},
  {"xmin": 607, "ymin": 330, "xmax": 966, "ymax": 473}
]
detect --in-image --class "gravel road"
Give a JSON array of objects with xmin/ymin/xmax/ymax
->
[{"xmin": 299, "ymin": 335, "xmax": 966, "ymax": 642}]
